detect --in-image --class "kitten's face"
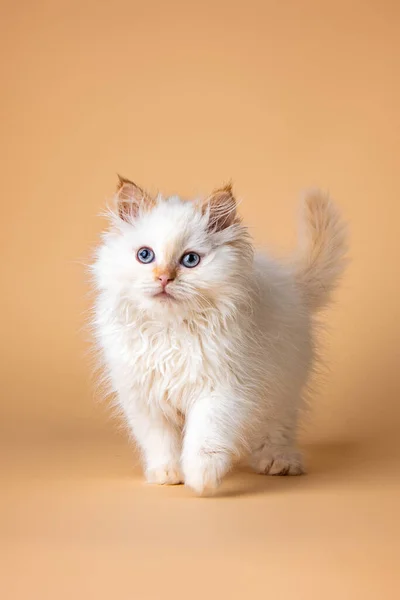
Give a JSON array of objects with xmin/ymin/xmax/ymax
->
[{"xmin": 96, "ymin": 177, "xmax": 253, "ymax": 318}]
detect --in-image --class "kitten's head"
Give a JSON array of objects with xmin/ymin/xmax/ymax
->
[{"xmin": 95, "ymin": 176, "xmax": 253, "ymax": 319}]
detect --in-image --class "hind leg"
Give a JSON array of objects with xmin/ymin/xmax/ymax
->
[
  {"xmin": 249, "ymin": 440, "xmax": 305, "ymax": 475},
  {"xmin": 248, "ymin": 396, "xmax": 305, "ymax": 476}
]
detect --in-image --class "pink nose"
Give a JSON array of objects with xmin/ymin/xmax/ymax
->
[{"xmin": 158, "ymin": 275, "xmax": 174, "ymax": 288}]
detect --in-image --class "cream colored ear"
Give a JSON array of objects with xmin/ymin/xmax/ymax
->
[
  {"xmin": 116, "ymin": 175, "xmax": 153, "ymax": 221},
  {"xmin": 205, "ymin": 183, "xmax": 238, "ymax": 231}
]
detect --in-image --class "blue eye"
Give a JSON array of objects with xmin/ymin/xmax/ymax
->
[
  {"xmin": 137, "ymin": 247, "xmax": 155, "ymax": 264},
  {"xmin": 181, "ymin": 252, "xmax": 200, "ymax": 268}
]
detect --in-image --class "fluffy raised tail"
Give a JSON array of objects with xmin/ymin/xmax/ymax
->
[{"xmin": 294, "ymin": 190, "xmax": 348, "ymax": 312}]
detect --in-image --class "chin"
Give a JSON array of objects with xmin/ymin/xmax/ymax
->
[
  {"xmin": 154, "ymin": 292, "xmax": 176, "ymax": 301},
  {"xmin": 137, "ymin": 289, "xmax": 212, "ymax": 318},
  {"xmin": 139, "ymin": 292, "xmax": 181, "ymax": 316}
]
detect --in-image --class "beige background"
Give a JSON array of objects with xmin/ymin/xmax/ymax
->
[{"xmin": 1, "ymin": 1, "xmax": 399, "ymax": 598}]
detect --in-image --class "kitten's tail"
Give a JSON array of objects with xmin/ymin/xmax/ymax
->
[{"xmin": 294, "ymin": 190, "xmax": 348, "ymax": 312}]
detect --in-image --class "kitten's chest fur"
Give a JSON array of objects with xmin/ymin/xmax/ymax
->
[{"xmin": 107, "ymin": 313, "xmax": 230, "ymax": 415}]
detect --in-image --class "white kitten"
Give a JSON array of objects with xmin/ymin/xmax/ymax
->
[{"xmin": 91, "ymin": 177, "xmax": 347, "ymax": 495}]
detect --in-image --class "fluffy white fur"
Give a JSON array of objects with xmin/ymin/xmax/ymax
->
[{"xmin": 91, "ymin": 178, "xmax": 347, "ymax": 495}]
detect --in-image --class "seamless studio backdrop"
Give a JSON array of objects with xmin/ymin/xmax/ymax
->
[{"xmin": 1, "ymin": 1, "xmax": 399, "ymax": 599}]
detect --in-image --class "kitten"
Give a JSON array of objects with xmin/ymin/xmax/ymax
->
[{"xmin": 92, "ymin": 176, "xmax": 347, "ymax": 495}]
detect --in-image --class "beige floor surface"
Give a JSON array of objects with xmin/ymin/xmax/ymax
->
[{"xmin": 2, "ymin": 416, "xmax": 399, "ymax": 600}]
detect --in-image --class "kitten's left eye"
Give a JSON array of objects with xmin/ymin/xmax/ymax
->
[{"xmin": 180, "ymin": 252, "xmax": 201, "ymax": 268}]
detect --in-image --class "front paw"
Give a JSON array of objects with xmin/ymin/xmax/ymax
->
[
  {"xmin": 183, "ymin": 451, "xmax": 232, "ymax": 496},
  {"xmin": 145, "ymin": 464, "xmax": 183, "ymax": 485}
]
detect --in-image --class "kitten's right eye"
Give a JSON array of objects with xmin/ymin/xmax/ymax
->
[{"xmin": 137, "ymin": 247, "xmax": 155, "ymax": 264}]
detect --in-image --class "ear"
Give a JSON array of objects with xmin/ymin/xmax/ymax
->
[
  {"xmin": 115, "ymin": 174, "xmax": 153, "ymax": 222},
  {"xmin": 204, "ymin": 183, "xmax": 238, "ymax": 231}
]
